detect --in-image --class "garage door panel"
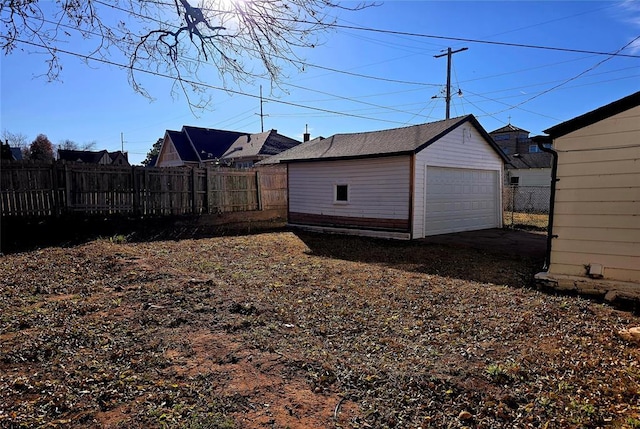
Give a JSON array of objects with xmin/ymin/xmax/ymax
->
[{"xmin": 425, "ymin": 166, "xmax": 499, "ymax": 236}]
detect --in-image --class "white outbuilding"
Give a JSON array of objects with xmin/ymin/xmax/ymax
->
[{"xmin": 267, "ymin": 115, "xmax": 506, "ymax": 239}]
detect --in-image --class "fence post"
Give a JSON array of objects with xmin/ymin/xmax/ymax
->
[
  {"xmin": 510, "ymin": 185, "xmax": 515, "ymax": 228},
  {"xmin": 132, "ymin": 166, "xmax": 140, "ymax": 216},
  {"xmin": 51, "ymin": 163, "xmax": 60, "ymax": 217},
  {"xmin": 191, "ymin": 167, "xmax": 198, "ymax": 215},
  {"xmin": 205, "ymin": 167, "xmax": 211, "ymax": 214},
  {"xmin": 64, "ymin": 164, "xmax": 72, "ymax": 213},
  {"xmin": 255, "ymin": 170, "xmax": 262, "ymax": 211}
]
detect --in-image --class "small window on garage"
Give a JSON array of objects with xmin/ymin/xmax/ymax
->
[
  {"xmin": 335, "ymin": 184, "xmax": 349, "ymax": 203},
  {"xmin": 510, "ymin": 176, "xmax": 520, "ymax": 186}
]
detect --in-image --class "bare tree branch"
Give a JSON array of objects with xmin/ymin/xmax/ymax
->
[{"xmin": 1, "ymin": 0, "xmax": 377, "ymax": 109}]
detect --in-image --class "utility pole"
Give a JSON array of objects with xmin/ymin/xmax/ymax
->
[
  {"xmin": 434, "ymin": 47, "xmax": 467, "ymax": 119},
  {"xmin": 121, "ymin": 132, "xmax": 124, "ymax": 152},
  {"xmin": 259, "ymin": 85, "xmax": 265, "ymax": 132}
]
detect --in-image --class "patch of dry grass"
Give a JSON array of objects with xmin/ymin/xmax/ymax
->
[
  {"xmin": 1, "ymin": 231, "xmax": 638, "ymax": 428},
  {"xmin": 503, "ymin": 211, "xmax": 549, "ymax": 231}
]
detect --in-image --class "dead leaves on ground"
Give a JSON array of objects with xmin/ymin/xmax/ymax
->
[{"xmin": 0, "ymin": 232, "xmax": 639, "ymax": 428}]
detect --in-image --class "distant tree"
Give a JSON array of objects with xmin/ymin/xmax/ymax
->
[
  {"xmin": 58, "ymin": 139, "xmax": 97, "ymax": 151},
  {"xmin": 29, "ymin": 134, "xmax": 54, "ymax": 162},
  {"xmin": 58, "ymin": 139, "xmax": 79, "ymax": 151},
  {"xmin": 142, "ymin": 137, "xmax": 164, "ymax": 166},
  {"xmin": 1, "ymin": 130, "xmax": 29, "ymax": 158}
]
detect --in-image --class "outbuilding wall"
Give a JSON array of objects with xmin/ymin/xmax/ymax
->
[
  {"xmin": 549, "ymin": 105, "xmax": 640, "ymax": 283},
  {"xmin": 288, "ymin": 155, "xmax": 411, "ymax": 233}
]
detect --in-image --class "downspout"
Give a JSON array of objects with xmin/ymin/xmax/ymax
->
[{"xmin": 535, "ymin": 136, "xmax": 558, "ymax": 271}]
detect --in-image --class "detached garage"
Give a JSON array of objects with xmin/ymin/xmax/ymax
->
[{"xmin": 269, "ymin": 115, "xmax": 506, "ymax": 239}]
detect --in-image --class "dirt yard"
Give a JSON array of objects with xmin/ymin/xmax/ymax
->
[{"xmin": 1, "ymin": 231, "xmax": 639, "ymax": 428}]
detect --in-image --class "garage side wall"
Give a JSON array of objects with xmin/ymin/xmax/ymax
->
[
  {"xmin": 549, "ymin": 105, "xmax": 640, "ymax": 283},
  {"xmin": 288, "ymin": 155, "xmax": 411, "ymax": 232},
  {"xmin": 413, "ymin": 123, "xmax": 504, "ymax": 238}
]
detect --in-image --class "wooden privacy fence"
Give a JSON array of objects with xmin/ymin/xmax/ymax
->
[{"xmin": 1, "ymin": 162, "xmax": 287, "ymax": 218}]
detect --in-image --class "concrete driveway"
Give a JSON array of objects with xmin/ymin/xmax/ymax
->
[{"xmin": 421, "ymin": 228, "xmax": 547, "ymax": 259}]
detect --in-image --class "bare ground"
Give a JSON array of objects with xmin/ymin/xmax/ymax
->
[{"xmin": 1, "ymin": 231, "xmax": 639, "ymax": 428}]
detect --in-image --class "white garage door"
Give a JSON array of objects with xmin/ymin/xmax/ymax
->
[{"xmin": 425, "ymin": 166, "xmax": 499, "ymax": 236}]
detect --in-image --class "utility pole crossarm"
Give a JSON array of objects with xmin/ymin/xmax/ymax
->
[{"xmin": 434, "ymin": 47, "xmax": 468, "ymax": 119}]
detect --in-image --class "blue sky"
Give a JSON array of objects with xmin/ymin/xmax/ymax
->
[{"xmin": 1, "ymin": 1, "xmax": 639, "ymax": 165}]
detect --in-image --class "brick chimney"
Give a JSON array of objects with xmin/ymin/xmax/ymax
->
[{"xmin": 303, "ymin": 124, "xmax": 310, "ymax": 142}]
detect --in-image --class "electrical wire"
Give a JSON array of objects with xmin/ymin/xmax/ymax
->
[
  {"xmin": 282, "ymin": 82, "xmax": 426, "ymax": 119},
  {"xmin": 288, "ymin": 19, "xmax": 640, "ymax": 59},
  {"xmin": 487, "ymin": 35, "xmax": 640, "ymax": 116},
  {"xmin": 4, "ymin": 36, "xmax": 413, "ymax": 127}
]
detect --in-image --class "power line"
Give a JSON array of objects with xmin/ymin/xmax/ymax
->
[
  {"xmin": 178, "ymin": 1, "xmax": 640, "ymax": 59},
  {"xmin": 283, "ymin": 82, "xmax": 426, "ymax": 119},
  {"xmin": 11, "ymin": 4, "xmax": 637, "ymax": 128},
  {"xmin": 487, "ymin": 35, "xmax": 640, "ymax": 116},
  {"xmin": 292, "ymin": 19, "xmax": 640, "ymax": 59},
  {"xmin": 33, "ymin": 14, "xmax": 442, "ymax": 89},
  {"xmin": 461, "ymin": 89, "xmax": 561, "ymax": 121},
  {"xmin": 4, "ymin": 37, "xmax": 412, "ymax": 127}
]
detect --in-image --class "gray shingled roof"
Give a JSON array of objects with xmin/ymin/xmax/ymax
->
[
  {"xmin": 489, "ymin": 123, "xmax": 530, "ymax": 134},
  {"xmin": 58, "ymin": 149, "xmax": 112, "ymax": 163},
  {"xmin": 220, "ymin": 130, "xmax": 301, "ymax": 160},
  {"xmin": 163, "ymin": 126, "xmax": 301, "ymax": 164},
  {"xmin": 182, "ymin": 126, "xmax": 248, "ymax": 161},
  {"xmin": 506, "ymin": 152, "xmax": 553, "ymax": 169},
  {"xmin": 263, "ymin": 115, "xmax": 505, "ymax": 164}
]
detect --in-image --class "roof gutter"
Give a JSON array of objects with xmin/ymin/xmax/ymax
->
[{"xmin": 533, "ymin": 135, "xmax": 558, "ymax": 270}]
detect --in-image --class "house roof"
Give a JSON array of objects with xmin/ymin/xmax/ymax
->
[
  {"xmin": 544, "ymin": 91, "xmax": 640, "ymax": 138},
  {"xmin": 182, "ymin": 126, "xmax": 248, "ymax": 162},
  {"xmin": 10, "ymin": 147, "xmax": 23, "ymax": 161},
  {"xmin": 108, "ymin": 151, "xmax": 128, "ymax": 162},
  {"xmin": 489, "ymin": 123, "xmax": 530, "ymax": 134},
  {"xmin": 264, "ymin": 115, "xmax": 506, "ymax": 163},
  {"xmin": 221, "ymin": 130, "xmax": 301, "ymax": 160},
  {"xmin": 58, "ymin": 149, "xmax": 109, "ymax": 163},
  {"xmin": 166, "ymin": 129, "xmax": 199, "ymax": 163},
  {"xmin": 147, "ymin": 154, "xmax": 159, "ymax": 167},
  {"xmin": 506, "ymin": 152, "xmax": 553, "ymax": 169}
]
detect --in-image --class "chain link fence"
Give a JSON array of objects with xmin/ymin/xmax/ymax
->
[{"xmin": 503, "ymin": 185, "xmax": 550, "ymax": 231}]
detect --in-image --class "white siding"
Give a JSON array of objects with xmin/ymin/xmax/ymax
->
[
  {"xmin": 549, "ymin": 105, "xmax": 640, "ymax": 283},
  {"xmin": 412, "ymin": 123, "xmax": 503, "ymax": 238},
  {"xmin": 507, "ymin": 168, "xmax": 551, "ymax": 187},
  {"xmin": 288, "ymin": 155, "xmax": 411, "ymax": 220}
]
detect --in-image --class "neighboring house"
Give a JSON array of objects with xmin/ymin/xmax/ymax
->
[
  {"xmin": 58, "ymin": 149, "xmax": 130, "ymax": 166},
  {"xmin": 265, "ymin": 115, "xmax": 507, "ymax": 239},
  {"xmin": 1, "ymin": 143, "xmax": 23, "ymax": 161},
  {"xmin": 155, "ymin": 126, "xmax": 301, "ymax": 168},
  {"xmin": 146, "ymin": 154, "xmax": 159, "ymax": 167},
  {"xmin": 534, "ymin": 91, "xmax": 640, "ymax": 300},
  {"xmin": 108, "ymin": 151, "xmax": 130, "ymax": 166},
  {"xmin": 489, "ymin": 123, "xmax": 553, "ymax": 187},
  {"xmin": 489, "ymin": 123, "xmax": 532, "ymax": 155},
  {"xmin": 490, "ymin": 123, "xmax": 553, "ymax": 213}
]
